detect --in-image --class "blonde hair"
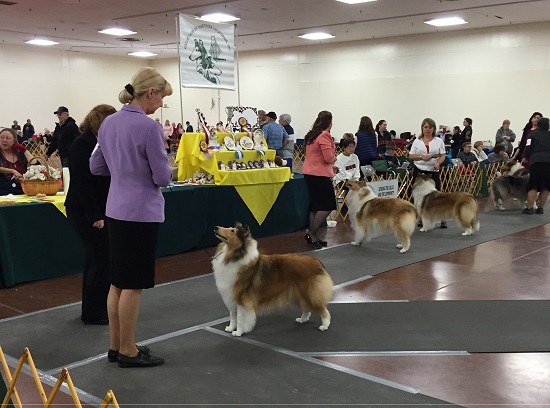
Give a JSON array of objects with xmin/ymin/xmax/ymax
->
[
  {"xmin": 119, "ymin": 67, "xmax": 173, "ymax": 104},
  {"xmin": 474, "ymin": 141, "xmax": 484, "ymax": 149},
  {"xmin": 342, "ymin": 132, "xmax": 354, "ymax": 140}
]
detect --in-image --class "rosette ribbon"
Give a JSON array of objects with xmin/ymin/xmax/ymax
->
[
  {"xmin": 235, "ymin": 150, "xmax": 244, "ymax": 159},
  {"xmin": 200, "ymin": 141, "xmax": 212, "ymax": 158}
]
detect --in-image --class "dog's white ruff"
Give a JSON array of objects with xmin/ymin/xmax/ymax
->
[{"xmin": 213, "ymin": 241, "xmax": 259, "ymax": 336}]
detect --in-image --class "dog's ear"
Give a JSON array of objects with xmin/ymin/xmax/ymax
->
[
  {"xmin": 359, "ymin": 179, "xmax": 367, "ymax": 187},
  {"xmin": 234, "ymin": 221, "xmax": 243, "ymax": 228}
]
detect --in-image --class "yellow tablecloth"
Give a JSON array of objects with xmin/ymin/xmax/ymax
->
[
  {"xmin": 175, "ymin": 132, "xmax": 291, "ymax": 224},
  {"xmin": 0, "ymin": 193, "xmax": 67, "ymax": 216},
  {"xmin": 175, "ymin": 132, "xmax": 276, "ymax": 183}
]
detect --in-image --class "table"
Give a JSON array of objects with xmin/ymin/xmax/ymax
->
[
  {"xmin": 175, "ymin": 132, "xmax": 292, "ymax": 224},
  {"xmin": 175, "ymin": 132, "xmax": 278, "ymax": 183},
  {"xmin": 0, "ymin": 175, "xmax": 309, "ymax": 288}
]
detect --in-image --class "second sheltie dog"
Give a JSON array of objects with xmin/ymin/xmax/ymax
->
[
  {"xmin": 345, "ymin": 179, "xmax": 417, "ymax": 253},
  {"xmin": 212, "ymin": 223, "xmax": 333, "ymax": 337},
  {"xmin": 491, "ymin": 174, "xmax": 529, "ymax": 210},
  {"xmin": 412, "ymin": 174, "xmax": 480, "ymax": 236}
]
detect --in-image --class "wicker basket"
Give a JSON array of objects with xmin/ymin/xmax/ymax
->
[
  {"xmin": 20, "ymin": 157, "xmax": 61, "ymax": 196},
  {"xmin": 20, "ymin": 179, "xmax": 61, "ymax": 196}
]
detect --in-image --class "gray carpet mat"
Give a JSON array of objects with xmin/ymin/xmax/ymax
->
[
  {"xmin": 67, "ymin": 329, "xmax": 452, "ymax": 407},
  {"xmin": 315, "ymin": 211, "xmax": 550, "ymax": 284},
  {"xmin": 0, "ymin": 276, "xmax": 228, "ymax": 371},
  {"xmin": 223, "ymin": 301, "xmax": 550, "ymax": 353}
]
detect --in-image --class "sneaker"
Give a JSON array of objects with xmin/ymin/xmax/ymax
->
[
  {"xmin": 117, "ymin": 350, "xmax": 164, "ymax": 368},
  {"xmin": 440, "ymin": 221, "xmax": 448, "ymax": 229},
  {"xmin": 535, "ymin": 208, "xmax": 544, "ymax": 214},
  {"xmin": 522, "ymin": 208, "xmax": 535, "ymax": 214},
  {"xmin": 108, "ymin": 345, "xmax": 150, "ymax": 363}
]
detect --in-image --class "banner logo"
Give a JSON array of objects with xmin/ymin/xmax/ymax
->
[{"xmin": 178, "ymin": 14, "xmax": 235, "ymax": 90}]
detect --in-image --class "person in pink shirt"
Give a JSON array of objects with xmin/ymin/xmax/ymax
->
[{"xmin": 301, "ymin": 110, "xmax": 338, "ymax": 248}]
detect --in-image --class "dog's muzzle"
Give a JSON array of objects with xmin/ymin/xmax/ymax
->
[{"xmin": 214, "ymin": 227, "xmax": 227, "ymax": 241}]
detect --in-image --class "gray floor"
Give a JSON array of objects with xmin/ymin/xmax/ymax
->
[
  {"xmin": 315, "ymin": 211, "xmax": 549, "ymax": 283},
  {"xmin": 1, "ymin": 210, "xmax": 548, "ymax": 406}
]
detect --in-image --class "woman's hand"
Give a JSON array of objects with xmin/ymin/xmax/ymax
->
[
  {"xmin": 93, "ymin": 220, "xmax": 105, "ymax": 229},
  {"xmin": 12, "ymin": 169, "xmax": 23, "ymax": 179},
  {"xmin": 332, "ymin": 165, "xmax": 340, "ymax": 174},
  {"xmin": 434, "ymin": 162, "xmax": 440, "ymax": 170}
]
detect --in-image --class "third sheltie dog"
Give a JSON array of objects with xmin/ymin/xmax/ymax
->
[
  {"xmin": 412, "ymin": 174, "xmax": 480, "ymax": 236},
  {"xmin": 500, "ymin": 160, "xmax": 529, "ymax": 177},
  {"xmin": 345, "ymin": 179, "xmax": 417, "ymax": 253},
  {"xmin": 212, "ymin": 223, "xmax": 333, "ymax": 337}
]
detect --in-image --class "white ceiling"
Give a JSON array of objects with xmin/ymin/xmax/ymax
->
[{"xmin": 0, "ymin": 0, "xmax": 549, "ymax": 58}]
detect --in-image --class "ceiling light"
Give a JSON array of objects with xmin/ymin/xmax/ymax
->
[
  {"xmin": 299, "ymin": 32, "xmax": 335, "ymax": 40},
  {"xmin": 335, "ymin": 0, "xmax": 377, "ymax": 4},
  {"xmin": 99, "ymin": 28, "xmax": 137, "ymax": 36},
  {"xmin": 25, "ymin": 39, "xmax": 59, "ymax": 46},
  {"xmin": 127, "ymin": 51, "xmax": 157, "ymax": 57},
  {"xmin": 197, "ymin": 13, "xmax": 240, "ymax": 23},
  {"xmin": 425, "ymin": 17, "xmax": 467, "ymax": 27}
]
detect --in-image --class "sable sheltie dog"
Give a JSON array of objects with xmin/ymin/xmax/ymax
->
[
  {"xmin": 491, "ymin": 174, "xmax": 530, "ymax": 210},
  {"xmin": 345, "ymin": 179, "xmax": 417, "ymax": 253},
  {"xmin": 212, "ymin": 223, "xmax": 333, "ymax": 337},
  {"xmin": 412, "ymin": 174, "xmax": 480, "ymax": 236}
]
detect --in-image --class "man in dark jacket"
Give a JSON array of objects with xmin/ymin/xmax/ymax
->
[
  {"xmin": 22, "ymin": 119, "xmax": 35, "ymax": 141},
  {"xmin": 46, "ymin": 106, "xmax": 80, "ymax": 167}
]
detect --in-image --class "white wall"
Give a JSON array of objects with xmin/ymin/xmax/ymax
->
[
  {"xmin": 0, "ymin": 44, "xmax": 146, "ymax": 133},
  {"xmin": 230, "ymin": 22, "xmax": 550, "ymax": 143},
  {"xmin": 3, "ymin": 22, "xmax": 550, "ymax": 145}
]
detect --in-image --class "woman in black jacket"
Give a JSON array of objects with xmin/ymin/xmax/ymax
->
[
  {"xmin": 523, "ymin": 117, "xmax": 550, "ymax": 214},
  {"xmin": 65, "ymin": 104, "xmax": 116, "ymax": 325}
]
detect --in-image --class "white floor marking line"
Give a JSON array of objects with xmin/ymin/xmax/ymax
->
[
  {"xmin": 298, "ymin": 350, "xmax": 471, "ymax": 357},
  {"xmin": 202, "ymin": 326, "xmax": 420, "ymax": 394},
  {"xmin": 0, "ymin": 301, "xmax": 81, "ymax": 322},
  {"xmin": 55, "ymin": 317, "xmax": 230, "ymax": 374},
  {"xmin": 333, "ymin": 275, "xmax": 374, "ymax": 288}
]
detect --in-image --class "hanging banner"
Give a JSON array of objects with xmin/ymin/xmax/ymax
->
[{"xmin": 178, "ymin": 14, "xmax": 235, "ymax": 90}]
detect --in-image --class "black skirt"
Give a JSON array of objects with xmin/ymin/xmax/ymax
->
[
  {"xmin": 108, "ymin": 218, "xmax": 159, "ymax": 289},
  {"xmin": 304, "ymin": 174, "xmax": 337, "ymax": 212},
  {"xmin": 527, "ymin": 162, "xmax": 550, "ymax": 191}
]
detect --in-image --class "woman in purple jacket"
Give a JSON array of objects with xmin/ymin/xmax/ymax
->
[{"xmin": 90, "ymin": 67, "xmax": 173, "ymax": 368}]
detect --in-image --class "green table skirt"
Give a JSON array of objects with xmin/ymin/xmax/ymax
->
[{"xmin": 0, "ymin": 175, "xmax": 309, "ymax": 288}]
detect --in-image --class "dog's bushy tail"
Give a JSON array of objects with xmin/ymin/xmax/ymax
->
[{"xmin": 458, "ymin": 196, "xmax": 479, "ymax": 230}]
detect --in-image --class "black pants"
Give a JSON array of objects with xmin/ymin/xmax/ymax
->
[
  {"xmin": 66, "ymin": 207, "xmax": 110, "ymax": 322},
  {"xmin": 412, "ymin": 165, "xmax": 441, "ymax": 191}
]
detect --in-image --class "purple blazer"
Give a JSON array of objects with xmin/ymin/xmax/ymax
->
[{"xmin": 90, "ymin": 105, "xmax": 173, "ymax": 222}]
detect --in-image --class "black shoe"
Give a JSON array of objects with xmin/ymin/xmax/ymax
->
[
  {"xmin": 305, "ymin": 233, "xmax": 322, "ymax": 248},
  {"xmin": 440, "ymin": 221, "xmax": 448, "ymax": 229},
  {"xmin": 417, "ymin": 221, "xmax": 423, "ymax": 228},
  {"xmin": 117, "ymin": 350, "xmax": 164, "ymax": 368},
  {"xmin": 535, "ymin": 208, "xmax": 544, "ymax": 214},
  {"xmin": 522, "ymin": 207, "xmax": 535, "ymax": 214},
  {"xmin": 108, "ymin": 345, "xmax": 151, "ymax": 363},
  {"xmin": 82, "ymin": 317, "xmax": 109, "ymax": 325},
  {"xmin": 318, "ymin": 240, "xmax": 328, "ymax": 247}
]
